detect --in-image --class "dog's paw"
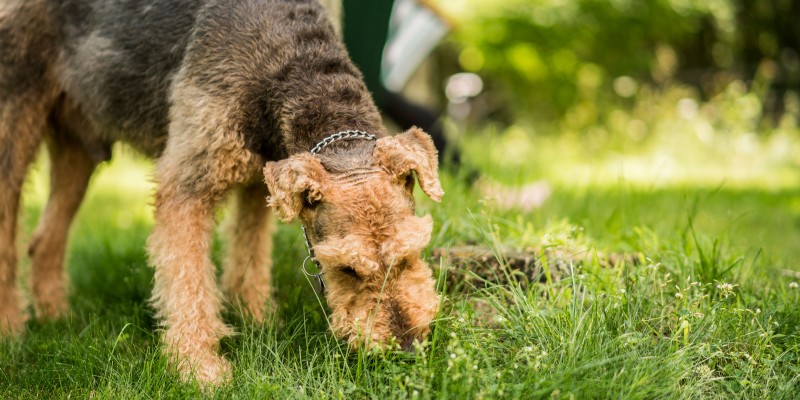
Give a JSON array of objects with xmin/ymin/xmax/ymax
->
[
  {"xmin": 0, "ymin": 298, "xmax": 27, "ymax": 337},
  {"xmin": 0, "ymin": 318, "xmax": 25, "ymax": 337},
  {"xmin": 34, "ymin": 294, "xmax": 69, "ymax": 321},
  {"xmin": 176, "ymin": 352, "xmax": 233, "ymax": 388},
  {"xmin": 239, "ymin": 293, "xmax": 276, "ymax": 324}
]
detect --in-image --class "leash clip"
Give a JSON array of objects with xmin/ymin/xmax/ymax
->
[{"xmin": 301, "ymin": 247, "xmax": 326, "ymax": 295}]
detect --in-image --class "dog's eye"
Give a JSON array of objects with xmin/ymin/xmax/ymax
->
[
  {"xmin": 340, "ymin": 266, "xmax": 360, "ymax": 280},
  {"xmin": 303, "ymin": 191, "xmax": 319, "ymax": 209},
  {"xmin": 404, "ymin": 173, "xmax": 415, "ymax": 193},
  {"xmin": 304, "ymin": 198, "xmax": 318, "ymax": 208}
]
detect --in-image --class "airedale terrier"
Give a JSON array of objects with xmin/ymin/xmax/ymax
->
[{"xmin": 0, "ymin": 0, "xmax": 442, "ymax": 385}]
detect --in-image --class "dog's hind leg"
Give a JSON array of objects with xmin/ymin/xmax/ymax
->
[
  {"xmin": 27, "ymin": 103, "xmax": 98, "ymax": 320},
  {"xmin": 0, "ymin": 0, "xmax": 61, "ymax": 336},
  {"xmin": 222, "ymin": 184, "xmax": 275, "ymax": 322},
  {"xmin": 0, "ymin": 94, "xmax": 54, "ymax": 335}
]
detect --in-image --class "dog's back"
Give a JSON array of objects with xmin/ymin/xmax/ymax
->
[
  {"xmin": 53, "ymin": 0, "xmax": 202, "ymax": 152},
  {"xmin": 40, "ymin": 0, "xmax": 368, "ymax": 158}
]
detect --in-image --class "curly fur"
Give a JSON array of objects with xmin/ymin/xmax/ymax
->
[{"xmin": 0, "ymin": 0, "xmax": 442, "ymax": 386}]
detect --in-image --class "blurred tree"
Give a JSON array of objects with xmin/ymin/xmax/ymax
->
[
  {"xmin": 435, "ymin": 0, "xmax": 799, "ymax": 127},
  {"xmin": 733, "ymin": 0, "xmax": 800, "ymax": 121}
]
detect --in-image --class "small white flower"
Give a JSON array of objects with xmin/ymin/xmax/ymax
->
[
  {"xmin": 717, "ymin": 283, "xmax": 733, "ymax": 291},
  {"xmin": 450, "ymin": 353, "xmax": 456, "ymax": 359},
  {"xmin": 790, "ymin": 282, "xmax": 798, "ymax": 289},
  {"xmin": 716, "ymin": 282, "xmax": 737, "ymax": 298},
  {"xmin": 675, "ymin": 292, "xmax": 684, "ymax": 299},
  {"xmin": 695, "ymin": 364, "xmax": 712, "ymax": 378}
]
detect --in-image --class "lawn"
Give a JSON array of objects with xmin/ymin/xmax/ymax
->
[{"xmin": 1, "ymin": 116, "xmax": 800, "ymax": 399}]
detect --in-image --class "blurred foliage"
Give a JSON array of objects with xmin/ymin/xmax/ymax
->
[{"xmin": 433, "ymin": 0, "xmax": 800, "ymax": 127}]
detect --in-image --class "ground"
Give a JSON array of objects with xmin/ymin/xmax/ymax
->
[{"xmin": 1, "ymin": 110, "xmax": 799, "ymax": 398}]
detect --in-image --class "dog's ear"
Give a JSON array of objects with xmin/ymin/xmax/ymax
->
[
  {"xmin": 263, "ymin": 153, "xmax": 328, "ymax": 222},
  {"xmin": 374, "ymin": 127, "xmax": 444, "ymax": 202}
]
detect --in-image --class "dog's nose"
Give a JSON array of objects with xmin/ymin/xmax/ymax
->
[{"xmin": 399, "ymin": 335, "xmax": 415, "ymax": 352}]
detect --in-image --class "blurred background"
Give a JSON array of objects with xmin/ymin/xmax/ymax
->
[{"xmin": 371, "ymin": 0, "xmax": 800, "ymax": 191}]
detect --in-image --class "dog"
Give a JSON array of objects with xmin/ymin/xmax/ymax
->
[{"xmin": 0, "ymin": 0, "xmax": 442, "ymax": 385}]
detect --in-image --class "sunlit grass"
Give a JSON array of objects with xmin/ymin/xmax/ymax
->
[
  {"xmin": 462, "ymin": 118, "xmax": 799, "ymax": 191},
  {"xmin": 2, "ymin": 109, "xmax": 800, "ymax": 398}
]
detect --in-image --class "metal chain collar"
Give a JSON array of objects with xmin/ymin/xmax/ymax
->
[
  {"xmin": 309, "ymin": 129, "xmax": 377, "ymax": 155},
  {"xmin": 300, "ymin": 130, "xmax": 377, "ymax": 295}
]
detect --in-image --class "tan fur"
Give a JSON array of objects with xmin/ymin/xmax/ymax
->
[
  {"xmin": 263, "ymin": 153, "xmax": 329, "ymax": 222},
  {"xmin": 0, "ymin": 91, "xmax": 58, "ymax": 335},
  {"xmin": 222, "ymin": 184, "xmax": 276, "ymax": 321},
  {"xmin": 28, "ymin": 131, "xmax": 96, "ymax": 318},
  {"xmin": 144, "ymin": 75, "xmax": 264, "ymax": 384},
  {"xmin": 264, "ymin": 127, "xmax": 443, "ymax": 350},
  {"xmin": 160, "ymin": 78, "xmax": 263, "ymax": 196},
  {"xmin": 313, "ymin": 215, "xmax": 438, "ymax": 347},
  {"xmin": 374, "ymin": 127, "xmax": 444, "ymax": 202},
  {"xmin": 147, "ymin": 191, "xmax": 233, "ymax": 385},
  {"xmin": 1, "ymin": 0, "xmax": 80, "ymax": 333}
]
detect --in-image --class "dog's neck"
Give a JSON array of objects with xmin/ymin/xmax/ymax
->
[
  {"xmin": 258, "ymin": 27, "xmax": 387, "ymax": 159},
  {"xmin": 227, "ymin": 0, "xmax": 387, "ymax": 163},
  {"xmin": 279, "ymin": 96, "xmax": 386, "ymax": 158},
  {"xmin": 314, "ymin": 139, "xmax": 381, "ymax": 173},
  {"xmin": 312, "ymin": 131, "xmax": 384, "ymax": 173}
]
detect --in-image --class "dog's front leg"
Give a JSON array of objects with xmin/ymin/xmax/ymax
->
[
  {"xmin": 147, "ymin": 74, "xmax": 264, "ymax": 385},
  {"xmin": 147, "ymin": 182, "xmax": 233, "ymax": 385}
]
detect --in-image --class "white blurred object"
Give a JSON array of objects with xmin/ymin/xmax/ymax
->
[
  {"xmin": 382, "ymin": 0, "xmax": 449, "ymax": 92},
  {"xmin": 446, "ymin": 72, "xmax": 484, "ymax": 104},
  {"xmin": 446, "ymin": 72, "xmax": 484, "ymax": 122},
  {"xmin": 479, "ymin": 180, "xmax": 552, "ymax": 212}
]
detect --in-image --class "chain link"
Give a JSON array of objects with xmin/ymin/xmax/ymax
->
[{"xmin": 310, "ymin": 130, "xmax": 377, "ymax": 155}]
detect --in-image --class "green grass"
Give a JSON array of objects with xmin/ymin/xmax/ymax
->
[{"xmin": 2, "ymin": 122, "xmax": 800, "ymax": 399}]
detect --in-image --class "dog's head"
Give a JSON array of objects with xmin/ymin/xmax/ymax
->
[{"xmin": 264, "ymin": 127, "xmax": 442, "ymax": 350}]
